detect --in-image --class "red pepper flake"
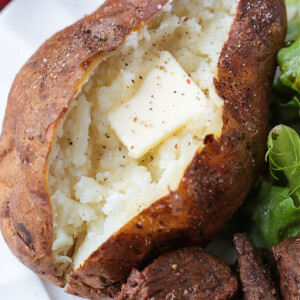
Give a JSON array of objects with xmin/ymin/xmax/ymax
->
[
  {"xmin": 133, "ymin": 117, "xmax": 138, "ymax": 122},
  {"xmin": 175, "ymin": 144, "xmax": 178, "ymax": 149},
  {"xmin": 187, "ymin": 79, "xmax": 191, "ymax": 84}
]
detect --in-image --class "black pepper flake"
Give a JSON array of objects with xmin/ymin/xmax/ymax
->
[
  {"xmin": 136, "ymin": 221, "xmax": 142, "ymax": 229},
  {"xmin": 69, "ymin": 142, "xmax": 73, "ymax": 145},
  {"xmin": 132, "ymin": 79, "xmax": 135, "ymax": 84},
  {"xmin": 105, "ymin": 133, "xmax": 110, "ymax": 138},
  {"xmin": 135, "ymin": 5, "xmax": 141, "ymax": 12},
  {"xmin": 204, "ymin": 134, "xmax": 214, "ymax": 145},
  {"xmin": 139, "ymin": 76, "xmax": 143, "ymax": 80},
  {"xmin": 125, "ymin": 63, "xmax": 128, "ymax": 66},
  {"xmin": 150, "ymin": 156, "xmax": 154, "ymax": 162}
]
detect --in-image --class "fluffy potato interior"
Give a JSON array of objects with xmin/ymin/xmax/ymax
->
[{"xmin": 47, "ymin": 0, "xmax": 237, "ymax": 274}]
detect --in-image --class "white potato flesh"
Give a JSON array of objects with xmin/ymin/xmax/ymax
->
[{"xmin": 47, "ymin": 0, "xmax": 237, "ymax": 273}]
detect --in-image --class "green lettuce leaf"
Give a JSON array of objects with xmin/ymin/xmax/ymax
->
[
  {"xmin": 285, "ymin": 18, "xmax": 300, "ymax": 45},
  {"xmin": 251, "ymin": 126, "xmax": 300, "ymax": 247},
  {"xmin": 268, "ymin": 125, "xmax": 300, "ymax": 202},
  {"xmin": 278, "ymin": 37, "xmax": 300, "ymax": 93},
  {"xmin": 227, "ymin": 126, "xmax": 300, "ymax": 248},
  {"xmin": 281, "ymin": 96, "xmax": 300, "ymax": 117},
  {"xmin": 270, "ymin": 18, "xmax": 300, "ymax": 128},
  {"xmin": 286, "ymin": 0, "xmax": 300, "ymax": 24},
  {"xmin": 270, "ymin": 93, "xmax": 300, "ymax": 129},
  {"xmin": 251, "ymin": 183, "xmax": 300, "ymax": 247},
  {"xmin": 279, "ymin": 96, "xmax": 300, "ymax": 124}
]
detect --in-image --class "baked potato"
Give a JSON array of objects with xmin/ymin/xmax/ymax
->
[{"xmin": 0, "ymin": 0, "xmax": 286, "ymax": 298}]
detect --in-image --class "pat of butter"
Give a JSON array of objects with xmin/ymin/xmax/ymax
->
[{"xmin": 108, "ymin": 51, "xmax": 206, "ymax": 159}]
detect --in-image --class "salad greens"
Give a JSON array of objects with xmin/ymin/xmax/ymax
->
[
  {"xmin": 228, "ymin": 10, "xmax": 300, "ymax": 248},
  {"xmin": 251, "ymin": 183, "xmax": 300, "ymax": 247},
  {"xmin": 278, "ymin": 38, "xmax": 300, "ymax": 93},
  {"xmin": 285, "ymin": 17, "xmax": 300, "ymax": 45},
  {"xmin": 286, "ymin": 0, "xmax": 300, "ymax": 24},
  {"xmin": 250, "ymin": 127, "xmax": 300, "ymax": 247},
  {"xmin": 268, "ymin": 125, "xmax": 300, "ymax": 201}
]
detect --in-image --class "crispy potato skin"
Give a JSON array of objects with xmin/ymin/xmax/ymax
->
[{"xmin": 0, "ymin": 0, "xmax": 286, "ymax": 298}]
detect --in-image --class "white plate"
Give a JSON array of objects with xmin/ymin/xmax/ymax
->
[{"xmin": 0, "ymin": 1, "xmax": 236, "ymax": 299}]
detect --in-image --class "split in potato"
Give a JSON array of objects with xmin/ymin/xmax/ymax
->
[{"xmin": 48, "ymin": 0, "xmax": 234, "ymax": 275}]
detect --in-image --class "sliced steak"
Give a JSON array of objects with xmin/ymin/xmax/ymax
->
[
  {"xmin": 233, "ymin": 233, "xmax": 280, "ymax": 300},
  {"xmin": 273, "ymin": 235, "xmax": 300, "ymax": 300},
  {"xmin": 116, "ymin": 246, "xmax": 238, "ymax": 300}
]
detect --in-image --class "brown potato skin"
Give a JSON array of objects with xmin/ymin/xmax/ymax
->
[{"xmin": 0, "ymin": 0, "xmax": 286, "ymax": 299}]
